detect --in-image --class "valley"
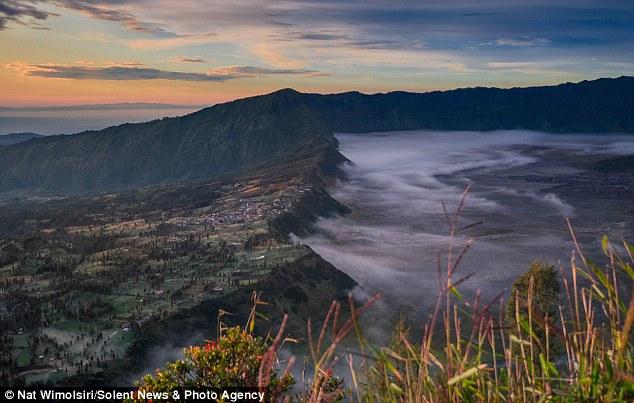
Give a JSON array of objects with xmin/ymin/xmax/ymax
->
[
  {"xmin": 1, "ymin": 1, "xmax": 632, "ymax": 398},
  {"xmin": 302, "ymin": 131, "xmax": 634, "ymax": 321},
  {"xmin": 0, "ymin": 150, "xmax": 353, "ymax": 386},
  {"xmin": 0, "ymin": 79, "xmax": 632, "ymax": 391}
]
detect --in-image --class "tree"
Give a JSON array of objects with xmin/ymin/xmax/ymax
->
[
  {"xmin": 134, "ymin": 326, "xmax": 293, "ymax": 401},
  {"xmin": 506, "ymin": 261, "xmax": 561, "ymax": 350}
]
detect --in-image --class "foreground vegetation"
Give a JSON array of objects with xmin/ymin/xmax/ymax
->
[{"xmin": 139, "ymin": 190, "xmax": 634, "ymax": 402}]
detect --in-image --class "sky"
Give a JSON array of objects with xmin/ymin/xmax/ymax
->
[{"xmin": 1, "ymin": 0, "xmax": 633, "ymax": 107}]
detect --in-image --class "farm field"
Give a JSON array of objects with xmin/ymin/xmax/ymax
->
[{"xmin": 0, "ymin": 160, "xmax": 319, "ymax": 385}]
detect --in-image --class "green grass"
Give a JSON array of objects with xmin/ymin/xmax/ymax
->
[
  {"xmin": 16, "ymin": 350, "xmax": 32, "ymax": 368},
  {"xmin": 56, "ymin": 320, "xmax": 90, "ymax": 332}
]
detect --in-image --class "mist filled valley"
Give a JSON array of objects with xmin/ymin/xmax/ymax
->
[
  {"xmin": 1, "ymin": 82, "xmax": 633, "ymax": 396},
  {"xmin": 2, "ymin": 0, "xmax": 634, "ymax": 396},
  {"xmin": 302, "ymin": 131, "xmax": 634, "ymax": 318}
]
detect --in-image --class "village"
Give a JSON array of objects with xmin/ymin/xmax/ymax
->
[{"xmin": 0, "ymin": 172, "xmax": 314, "ymax": 385}]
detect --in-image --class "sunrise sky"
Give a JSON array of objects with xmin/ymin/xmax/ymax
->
[{"xmin": 1, "ymin": 0, "xmax": 633, "ymax": 107}]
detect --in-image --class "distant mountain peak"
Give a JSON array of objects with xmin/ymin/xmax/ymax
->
[
  {"xmin": 272, "ymin": 88, "xmax": 301, "ymax": 95},
  {"xmin": 265, "ymin": 88, "xmax": 304, "ymax": 103}
]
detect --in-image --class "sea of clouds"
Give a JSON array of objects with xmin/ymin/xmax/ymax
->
[{"xmin": 300, "ymin": 130, "xmax": 634, "ymax": 318}]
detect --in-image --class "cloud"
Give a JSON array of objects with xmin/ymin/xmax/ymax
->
[
  {"xmin": 128, "ymin": 33, "xmax": 217, "ymax": 50},
  {"xmin": 6, "ymin": 61, "xmax": 324, "ymax": 81},
  {"xmin": 103, "ymin": 60, "xmax": 144, "ymax": 67},
  {"xmin": 461, "ymin": 12, "xmax": 496, "ymax": 17},
  {"xmin": 250, "ymin": 42, "xmax": 307, "ymax": 69},
  {"xmin": 54, "ymin": 0, "xmax": 166, "ymax": 33},
  {"xmin": 493, "ymin": 37, "xmax": 551, "ymax": 47},
  {"xmin": 294, "ymin": 32, "xmax": 347, "ymax": 41},
  {"xmin": 207, "ymin": 65, "xmax": 323, "ymax": 76},
  {"xmin": 485, "ymin": 61, "xmax": 571, "ymax": 76},
  {"xmin": 302, "ymin": 131, "xmax": 633, "ymax": 315},
  {"xmin": 7, "ymin": 62, "xmax": 228, "ymax": 81},
  {"xmin": 1, "ymin": 0, "xmax": 176, "ymax": 35},
  {"xmin": 0, "ymin": 0, "xmax": 57, "ymax": 30},
  {"xmin": 169, "ymin": 56, "xmax": 208, "ymax": 63},
  {"xmin": 2, "ymin": 1, "xmax": 633, "ymax": 88},
  {"xmin": 487, "ymin": 62, "xmax": 541, "ymax": 70},
  {"xmin": 277, "ymin": 30, "xmax": 424, "ymax": 51}
]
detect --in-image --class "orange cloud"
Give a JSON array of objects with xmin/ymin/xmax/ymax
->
[{"xmin": 250, "ymin": 43, "xmax": 306, "ymax": 69}]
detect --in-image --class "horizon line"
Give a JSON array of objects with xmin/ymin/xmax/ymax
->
[{"xmin": 2, "ymin": 74, "xmax": 631, "ymax": 110}]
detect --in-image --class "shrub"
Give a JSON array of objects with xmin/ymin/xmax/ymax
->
[
  {"xmin": 506, "ymin": 261, "xmax": 560, "ymax": 326},
  {"xmin": 506, "ymin": 261, "xmax": 561, "ymax": 355},
  {"xmin": 134, "ymin": 296, "xmax": 294, "ymax": 402}
]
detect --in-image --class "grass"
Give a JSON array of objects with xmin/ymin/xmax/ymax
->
[
  {"xmin": 334, "ymin": 188, "xmax": 634, "ymax": 402},
  {"xmin": 16, "ymin": 350, "xmax": 32, "ymax": 368},
  {"xmin": 55, "ymin": 320, "xmax": 89, "ymax": 332},
  {"xmin": 352, "ymin": 243, "xmax": 634, "ymax": 401},
  {"xmin": 138, "ymin": 187, "xmax": 634, "ymax": 402}
]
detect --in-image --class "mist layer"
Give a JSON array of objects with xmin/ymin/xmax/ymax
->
[{"xmin": 301, "ymin": 130, "xmax": 634, "ymax": 315}]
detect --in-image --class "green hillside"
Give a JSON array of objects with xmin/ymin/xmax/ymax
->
[{"xmin": 0, "ymin": 89, "xmax": 332, "ymax": 194}]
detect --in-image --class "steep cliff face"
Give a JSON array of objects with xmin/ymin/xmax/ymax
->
[
  {"xmin": 0, "ymin": 89, "xmax": 334, "ymax": 195},
  {"xmin": 302, "ymin": 76, "xmax": 634, "ymax": 133},
  {"xmin": 269, "ymin": 189, "xmax": 350, "ymax": 239}
]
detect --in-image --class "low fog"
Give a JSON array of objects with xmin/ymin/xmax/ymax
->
[{"xmin": 301, "ymin": 130, "xmax": 634, "ymax": 319}]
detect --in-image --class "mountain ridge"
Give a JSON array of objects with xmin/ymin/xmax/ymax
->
[
  {"xmin": 0, "ymin": 76, "xmax": 632, "ymax": 195},
  {"xmin": 0, "ymin": 132, "xmax": 44, "ymax": 146},
  {"xmin": 300, "ymin": 75, "xmax": 634, "ymax": 133},
  {"xmin": 0, "ymin": 87, "xmax": 333, "ymax": 194}
]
